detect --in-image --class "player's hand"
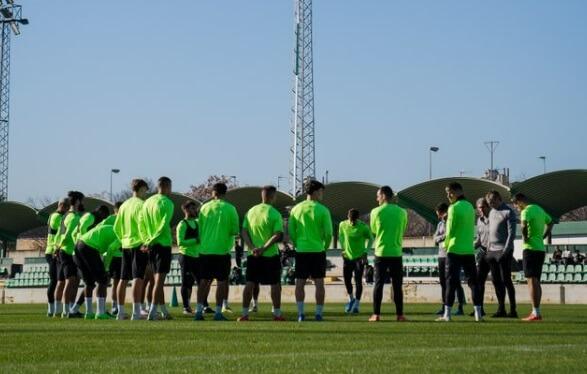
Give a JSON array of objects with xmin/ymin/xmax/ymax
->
[
  {"xmin": 140, "ymin": 246, "xmax": 149, "ymax": 253},
  {"xmin": 253, "ymin": 248, "xmax": 263, "ymax": 257}
]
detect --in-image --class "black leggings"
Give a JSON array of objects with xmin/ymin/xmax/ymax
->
[
  {"xmin": 486, "ymin": 251, "xmax": 516, "ymax": 311},
  {"xmin": 46, "ymin": 254, "xmax": 58, "ymax": 303},
  {"xmin": 438, "ymin": 257, "xmax": 465, "ymax": 306},
  {"xmin": 178, "ymin": 254, "xmax": 197, "ymax": 309},
  {"xmin": 373, "ymin": 257, "xmax": 403, "ymax": 316},
  {"xmin": 446, "ymin": 253, "xmax": 482, "ymax": 307},
  {"xmin": 343, "ymin": 258, "xmax": 365, "ymax": 300}
]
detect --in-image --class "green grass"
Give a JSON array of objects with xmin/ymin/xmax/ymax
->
[{"xmin": 1, "ymin": 303, "xmax": 586, "ymax": 373}]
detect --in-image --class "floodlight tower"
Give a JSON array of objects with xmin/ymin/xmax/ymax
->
[
  {"xmin": 0, "ymin": 0, "xmax": 27, "ymax": 201},
  {"xmin": 290, "ymin": 0, "xmax": 315, "ymax": 197}
]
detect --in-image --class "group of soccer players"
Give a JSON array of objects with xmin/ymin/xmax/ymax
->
[{"xmin": 44, "ymin": 177, "xmax": 554, "ymax": 322}]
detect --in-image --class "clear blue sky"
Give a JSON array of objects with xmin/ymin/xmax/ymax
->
[{"xmin": 8, "ymin": 0, "xmax": 587, "ymax": 202}]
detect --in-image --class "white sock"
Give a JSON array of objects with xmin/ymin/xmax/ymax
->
[
  {"xmin": 223, "ymin": 300, "xmax": 229, "ymax": 308},
  {"xmin": 55, "ymin": 301, "xmax": 63, "ymax": 314},
  {"xmin": 97, "ymin": 297, "xmax": 106, "ymax": 315},
  {"xmin": 252, "ymin": 299, "xmax": 258, "ymax": 307},
  {"xmin": 296, "ymin": 301, "xmax": 304, "ymax": 316},
  {"xmin": 71, "ymin": 303, "xmax": 80, "ymax": 314},
  {"xmin": 532, "ymin": 307, "xmax": 541, "ymax": 316},
  {"xmin": 196, "ymin": 303, "xmax": 204, "ymax": 314},
  {"xmin": 48, "ymin": 303, "xmax": 54, "ymax": 314},
  {"xmin": 443, "ymin": 305, "xmax": 451, "ymax": 319},
  {"xmin": 118, "ymin": 305, "xmax": 125, "ymax": 316},
  {"xmin": 273, "ymin": 308, "xmax": 282, "ymax": 317},
  {"xmin": 160, "ymin": 304, "xmax": 168, "ymax": 315},
  {"xmin": 132, "ymin": 303, "xmax": 141, "ymax": 316},
  {"xmin": 474, "ymin": 305, "xmax": 482, "ymax": 319},
  {"xmin": 242, "ymin": 307, "xmax": 249, "ymax": 317},
  {"xmin": 85, "ymin": 297, "xmax": 94, "ymax": 314},
  {"xmin": 316, "ymin": 304, "xmax": 324, "ymax": 316}
]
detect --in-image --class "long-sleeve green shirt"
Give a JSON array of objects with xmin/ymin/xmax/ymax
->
[
  {"xmin": 198, "ymin": 199, "xmax": 239, "ymax": 255},
  {"xmin": 57, "ymin": 212, "xmax": 81, "ymax": 255},
  {"xmin": 75, "ymin": 212, "xmax": 96, "ymax": 242},
  {"xmin": 45, "ymin": 212, "xmax": 64, "ymax": 255},
  {"xmin": 288, "ymin": 200, "xmax": 333, "ymax": 253},
  {"xmin": 176, "ymin": 218, "xmax": 199, "ymax": 257},
  {"xmin": 444, "ymin": 198, "xmax": 475, "ymax": 255},
  {"xmin": 140, "ymin": 194, "xmax": 175, "ymax": 247},
  {"xmin": 113, "ymin": 197, "xmax": 145, "ymax": 249},
  {"xmin": 243, "ymin": 203, "xmax": 284, "ymax": 257},
  {"xmin": 370, "ymin": 203, "xmax": 407, "ymax": 257},
  {"xmin": 339, "ymin": 219, "xmax": 373, "ymax": 260}
]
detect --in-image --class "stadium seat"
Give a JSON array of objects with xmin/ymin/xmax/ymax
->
[
  {"xmin": 542, "ymin": 264, "xmax": 549, "ymax": 273},
  {"xmin": 557, "ymin": 265, "xmax": 565, "ymax": 273},
  {"xmin": 541, "ymin": 273, "xmax": 548, "ymax": 283},
  {"xmin": 556, "ymin": 273, "xmax": 565, "ymax": 283},
  {"xmin": 575, "ymin": 264, "xmax": 583, "ymax": 273},
  {"xmin": 565, "ymin": 274, "xmax": 574, "ymax": 283},
  {"xmin": 549, "ymin": 264, "xmax": 557, "ymax": 273},
  {"xmin": 574, "ymin": 274, "xmax": 582, "ymax": 283},
  {"xmin": 566, "ymin": 265, "xmax": 574, "ymax": 273}
]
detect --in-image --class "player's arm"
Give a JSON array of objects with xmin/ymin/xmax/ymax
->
[
  {"xmin": 504, "ymin": 210, "xmax": 517, "ymax": 256},
  {"xmin": 444, "ymin": 206, "xmax": 454, "ymax": 249},
  {"xmin": 258, "ymin": 213, "xmax": 284, "ymax": 256},
  {"xmin": 521, "ymin": 221, "xmax": 529, "ymax": 244},
  {"xmin": 230, "ymin": 206, "xmax": 240, "ymax": 237},
  {"xmin": 288, "ymin": 212, "xmax": 298, "ymax": 248},
  {"xmin": 322, "ymin": 209, "xmax": 333, "ymax": 250},
  {"xmin": 433, "ymin": 222, "xmax": 445, "ymax": 245},
  {"xmin": 177, "ymin": 221, "xmax": 197, "ymax": 248},
  {"xmin": 364, "ymin": 224, "xmax": 374, "ymax": 255},
  {"xmin": 146, "ymin": 201, "xmax": 174, "ymax": 246},
  {"xmin": 544, "ymin": 213, "xmax": 554, "ymax": 239}
]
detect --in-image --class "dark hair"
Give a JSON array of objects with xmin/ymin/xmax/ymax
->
[
  {"xmin": 262, "ymin": 185, "xmax": 277, "ymax": 196},
  {"xmin": 158, "ymin": 176, "xmax": 172, "ymax": 188},
  {"xmin": 213, "ymin": 182, "xmax": 228, "ymax": 196},
  {"xmin": 94, "ymin": 205, "xmax": 111, "ymax": 219},
  {"xmin": 379, "ymin": 185, "xmax": 394, "ymax": 199},
  {"xmin": 114, "ymin": 201, "xmax": 124, "ymax": 209},
  {"xmin": 446, "ymin": 182, "xmax": 463, "ymax": 193},
  {"xmin": 348, "ymin": 209, "xmax": 360, "ymax": 223},
  {"xmin": 435, "ymin": 202, "xmax": 449, "ymax": 213},
  {"xmin": 131, "ymin": 179, "xmax": 148, "ymax": 192},
  {"xmin": 304, "ymin": 179, "xmax": 325, "ymax": 196},
  {"xmin": 486, "ymin": 190, "xmax": 502, "ymax": 201},
  {"xmin": 182, "ymin": 200, "xmax": 197, "ymax": 210},
  {"xmin": 67, "ymin": 191, "xmax": 85, "ymax": 205},
  {"xmin": 476, "ymin": 197, "xmax": 489, "ymax": 208},
  {"xmin": 512, "ymin": 193, "xmax": 528, "ymax": 204}
]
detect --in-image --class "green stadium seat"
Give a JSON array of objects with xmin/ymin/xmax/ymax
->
[
  {"xmin": 575, "ymin": 264, "xmax": 583, "ymax": 273},
  {"xmin": 557, "ymin": 265, "xmax": 565, "ymax": 273},
  {"xmin": 542, "ymin": 264, "xmax": 549, "ymax": 273},
  {"xmin": 549, "ymin": 264, "xmax": 557, "ymax": 273},
  {"xmin": 540, "ymin": 273, "xmax": 548, "ymax": 282},
  {"xmin": 556, "ymin": 273, "xmax": 565, "ymax": 283},
  {"xmin": 565, "ymin": 274, "xmax": 574, "ymax": 283},
  {"xmin": 574, "ymin": 274, "xmax": 582, "ymax": 282},
  {"xmin": 565, "ymin": 265, "xmax": 574, "ymax": 273}
]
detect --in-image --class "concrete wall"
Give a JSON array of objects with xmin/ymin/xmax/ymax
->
[{"xmin": 4, "ymin": 283, "xmax": 587, "ymax": 305}]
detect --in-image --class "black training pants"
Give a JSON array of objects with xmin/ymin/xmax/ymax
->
[
  {"xmin": 438, "ymin": 257, "xmax": 465, "ymax": 306},
  {"xmin": 373, "ymin": 257, "xmax": 403, "ymax": 316},
  {"xmin": 46, "ymin": 254, "xmax": 58, "ymax": 303},
  {"xmin": 446, "ymin": 253, "xmax": 481, "ymax": 307},
  {"xmin": 343, "ymin": 258, "xmax": 365, "ymax": 300}
]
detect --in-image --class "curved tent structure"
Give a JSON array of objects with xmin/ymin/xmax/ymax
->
[
  {"xmin": 511, "ymin": 169, "xmax": 587, "ymax": 221},
  {"xmin": 397, "ymin": 177, "xmax": 511, "ymax": 223},
  {"xmin": 0, "ymin": 201, "xmax": 42, "ymax": 241},
  {"xmin": 222, "ymin": 187, "xmax": 294, "ymax": 219},
  {"xmin": 164, "ymin": 192, "xmax": 201, "ymax": 226}
]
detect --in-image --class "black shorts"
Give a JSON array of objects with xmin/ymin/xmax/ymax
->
[
  {"xmin": 199, "ymin": 254, "xmax": 231, "ymax": 281},
  {"xmin": 121, "ymin": 247, "xmax": 149, "ymax": 280},
  {"xmin": 178, "ymin": 254, "xmax": 200, "ymax": 283},
  {"xmin": 246, "ymin": 255, "xmax": 282, "ymax": 285},
  {"xmin": 295, "ymin": 251, "xmax": 327, "ymax": 279},
  {"xmin": 149, "ymin": 244, "xmax": 172, "ymax": 274},
  {"xmin": 109, "ymin": 256, "xmax": 122, "ymax": 279},
  {"xmin": 523, "ymin": 250, "xmax": 546, "ymax": 278},
  {"xmin": 57, "ymin": 251, "xmax": 78, "ymax": 281},
  {"xmin": 76, "ymin": 242, "xmax": 108, "ymax": 286}
]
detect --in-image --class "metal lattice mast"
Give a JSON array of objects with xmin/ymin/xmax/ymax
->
[{"xmin": 290, "ymin": 0, "xmax": 315, "ymax": 197}]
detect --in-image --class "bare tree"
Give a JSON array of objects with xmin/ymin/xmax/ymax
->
[
  {"xmin": 405, "ymin": 209, "xmax": 432, "ymax": 237},
  {"xmin": 187, "ymin": 175, "xmax": 239, "ymax": 202},
  {"xmin": 561, "ymin": 206, "xmax": 587, "ymax": 222},
  {"xmin": 25, "ymin": 196, "xmax": 55, "ymax": 209}
]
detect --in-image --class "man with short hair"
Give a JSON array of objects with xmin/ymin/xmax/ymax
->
[
  {"xmin": 238, "ymin": 186, "xmax": 285, "ymax": 322},
  {"xmin": 140, "ymin": 176, "xmax": 175, "ymax": 321},
  {"xmin": 339, "ymin": 208, "xmax": 372, "ymax": 314},
  {"xmin": 195, "ymin": 182, "xmax": 239, "ymax": 321},
  {"xmin": 486, "ymin": 190, "xmax": 518, "ymax": 318},
  {"xmin": 45, "ymin": 198, "xmax": 70, "ymax": 317},
  {"xmin": 474, "ymin": 198, "xmax": 490, "ymax": 317},
  {"xmin": 433, "ymin": 203, "xmax": 465, "ymax": 316},
  {"xmin": 289, "ymin": 180, "xmax": 333, "ymax": 322},
  {"xmin": 75, "ymin": 222, "xmax": 120, "ymax": 320},
  {"xmin": 113, "ymin": 179, "xmax": 149, "ymax": 320},
  {"xmin": 512, "ymin": 193, "xmax": 553, "ymax": 321},
  {"xmin": 369, "ymin": 186, "xmax": 408, "ymax": 322},
  {"xmin": 176, "ymin": 200, "xmax": 200, "ymax": 315},
  {"xmin": 436, "ymin": 183, "xmax": 483, "ymax": 322},
  {"xmin": 55, "ymin": 191, "xmax": 85, "ymax": 318}
]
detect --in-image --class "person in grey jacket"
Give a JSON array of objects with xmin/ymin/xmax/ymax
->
[
  {"xmin": 474, "ymin": 198, "xmax": 491, "ymax": 317},
  {"xmin": 485, "ymin": 190, "xmax": 518, "ymax": 318},
  {"xmin": 433, "ymin": 203, "xmax": 465, "ymax": 316}
]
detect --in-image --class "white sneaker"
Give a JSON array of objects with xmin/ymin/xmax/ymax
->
[
  {"xmin": 249, "ymin": 304, "xmax": 258, "ymax": 313},
  {"xmin": 222, "ymin": 306, "xmax": 233, "ymax": 314},
  {"xmin": 435, "ymin": 316, "xmax": 451, "ymax": 322},
  {"xmin": 474, "ymin": 312, "xmax": 484, "ymax": 322}
]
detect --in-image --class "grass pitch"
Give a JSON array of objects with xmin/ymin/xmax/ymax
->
[{"xmin": 1, "ymin": 303, "xmax": 586, "ymax": 373}]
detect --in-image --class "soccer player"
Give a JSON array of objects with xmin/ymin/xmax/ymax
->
[
  {"xmin": 140, "ymin": 176, "xmax": 175, "ymax": 321},
  {"xmin": 339, "ymin": 208, "xmax": 372, "ymax": 314},
  {"xmin": 473, "ymin": 198, "xmax": 490, "ymax": 317},
  {"xmin": 512, "ymin": 193, "xmax": 553, "ymax": 321},
  {"xmin": 113, "ymin": 179, "xmax": 149, "ymax": 320},
  {"xmin": 176, "ymin": 200, "xmax": 200, "ymax": 315},
  {"xmin": 237, "ymin": 186, "xmax": 285, "ymax": 322},
  {"xmin": 45, "ymin": 198, "xmax": 70, "ymax": 317},
  {"xmin": 485, "ymin": 190, "xmax": 518, "ymax": 318},
  {"xmin": 75, "ymin": 223, "xmax": 120, "ymax": 319},
  {"xmin": 103, "ymin": 201, "xmax": 123, "ymax": 315},
  {"xmin": 436, "ymin": 183, "xmax": 483, "ymax": 322},
  {"xmin": 369, "ymin": 186, "xmax": 408, "ymax": 322},
  {"xmin": 55, "ymin": 191, "xmax": 85, "ymax": 318},
  {"xmin": 433, "ymin": 203, "xmax": 465, "ymax": 316},
  {"xmin": 195, "ymin": 182, "xmax": 239, "ymax": 321},
  {"xmin": 289, "ymin": 180, "xmax": 333, "ymax": 322}
]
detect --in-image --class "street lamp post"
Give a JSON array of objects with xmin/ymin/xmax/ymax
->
[
  {"xmin": 110, "ymin": 169, "xmax": 120, "ymax": 202},
  {"xmin": 538, "ymin": 156, "xmax": 546, "ymax": 174},
  {"xmin": 429, "ymin": 146, "xmax": 439, "ymax": 180}
]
